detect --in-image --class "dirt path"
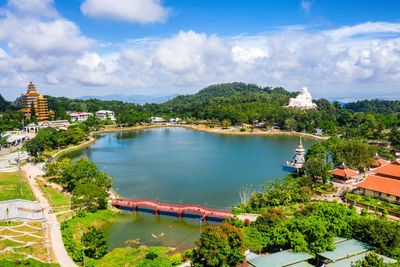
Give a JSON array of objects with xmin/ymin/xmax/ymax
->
[{"xmin": 22, "ymin": 163, "xmax": 76, "ymax": 267}]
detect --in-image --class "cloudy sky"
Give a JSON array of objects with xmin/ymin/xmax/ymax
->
[{"xmin": 0, "ymin": 0, "xmax": 400, "ymax": 101}]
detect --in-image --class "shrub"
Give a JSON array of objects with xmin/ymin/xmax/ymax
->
[
  {"xmin": 240, "ymin": 127, "xmax": 246, "ymax": 132},
  {"xmin": 169, "ymin": 253, "xmax": 182, "ymax": 265}
]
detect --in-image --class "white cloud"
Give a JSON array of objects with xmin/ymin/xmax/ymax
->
[
  {"xmin": 300, "ymin": 0, "xmax": 312, "ymax": 14},
  {"xmin": 80, "ymin": 0, "xmax": 170, "ymax": 24},
  {"xmin": 5, "ymin": 0, "xmax": 58, "ymax": 18},
  {"xmin": 1, "ymin": 0, "xmax": 400, "ymax": 101},
  {"xmin": 325, "ymin": 22, "xmax": 400, "ymax": 41}
]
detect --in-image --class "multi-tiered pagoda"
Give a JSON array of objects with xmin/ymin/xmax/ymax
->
[
  {"xmin": 21, "ymin": 82, "xmax": 50, "ymax": 121},
  {"xmin": 286, "ymin": 137, "xmax": 305, "ymax": 171}
]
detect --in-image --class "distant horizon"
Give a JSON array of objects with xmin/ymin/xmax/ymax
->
[
  {"xmin": 0, "ymin": 0, "xmax": 400, "ymax": 100},
  {"xmin": 3, "ymin": 82, "xmax": 399, "ymax": 104}
]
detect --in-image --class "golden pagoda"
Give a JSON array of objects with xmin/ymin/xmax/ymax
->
[{"xmin": 22, "ymin": 82, "xmax": 50, "ymax": 121}]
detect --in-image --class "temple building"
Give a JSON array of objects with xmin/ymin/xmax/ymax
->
[
  {"xmin": 330, "ymin": 163, "xmax": 358, "ymax": 184},
  {"xmin": 355, "ymin": 160, "xmax": 400, "ymax": 203},
  {"xmin": 287, "ymin": 87, "xmax": 317, "ymax": 110},
  {"xmin": 21, "ymin": 82, "xmax": 52, "ymax": 121},
  {"xmin": 286, "ymin": 137, "xmax": 305, "ymax": 171}
]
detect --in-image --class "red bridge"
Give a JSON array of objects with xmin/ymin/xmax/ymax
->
[{"xmin": 111, "ymin": 199, "xmax": 232, "ymax": 220}]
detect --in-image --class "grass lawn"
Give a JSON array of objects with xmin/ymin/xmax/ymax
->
[
  {"xmin": 232, "ymin": 202, "xmax": 305, "ymax": 216},
  {"xmin": 0, "ymin": 172, "xmax": 35, "ymax": 201},
  {"xmin": 0, "ymin": 221, "xmax": 55, "ymax": 265},
  {"xmin": 96, "ymin": 246, "xmax": 171, "ymax": 267},
  {"xmin": 346, "ymin": 193, "xmax": 400, "ymax": 214},
  {"xmin": 37, "ymin": 179, "xmax": 71, "ymax": 212}
]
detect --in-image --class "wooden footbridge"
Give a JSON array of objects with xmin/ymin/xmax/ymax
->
[{"xmin": 111, "ymin": 199, "xmax": 232, "ymax": 220}]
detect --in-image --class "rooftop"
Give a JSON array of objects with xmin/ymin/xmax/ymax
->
[
  {"xmin": 372, "ymin": 160, "xmax": 400, "ymax": 179},
  {"xmin": 326, "ymin": 251, "xmax": 397, "ymax": 267},
  {"xmin": 354, "ymin": 175, "xmax": 400, "ymax": 197},
  {"xmin": 371, "ymin": 158, "xmax": 389, "ymax": 168},
  {"xmin": 317, "ymin": 239, "xmax": 370, "ymax": 261},
  {"xmin": 248, "ymin": 250, "xmax": 313, "ymax": 267},
  {"xmin": 330, "ymin": 168, "xmax": 358, "ymax": 178}
]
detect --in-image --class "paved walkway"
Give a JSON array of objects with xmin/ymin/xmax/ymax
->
[{"xmin": 22, "ymin": 163, "xmax": 76, "ymax": 267}]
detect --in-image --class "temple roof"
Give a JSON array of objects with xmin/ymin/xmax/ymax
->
[
  {"xmin": 372, "ymin": 160, "xmax": 400, "ymax": 179},
  {"xmin": 355, "ymin": 175, "xmax": 400, "ymax": 197},
  {"xmin": 330, "ymin": 167, "xmax": 358, "ymax": 178},
  {"xmin": 371, "ymin": 158, "xmax": 389, "ymax": 168}
]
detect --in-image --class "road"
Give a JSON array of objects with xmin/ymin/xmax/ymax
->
[{"xmin": 22, "ymin": 163, "xmax": 76, "ymax": 267}]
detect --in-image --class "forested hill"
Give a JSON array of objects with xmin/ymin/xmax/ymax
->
[
  {"xmin": 344, "ymin": 99, "xmax": 400, "ymax": 114},
  {"xmin": 164, "ymin": 82, "xmax": 295, "ymax": 106}
]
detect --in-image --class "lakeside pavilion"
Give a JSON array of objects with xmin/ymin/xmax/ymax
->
[
  {"xmin": 355, "ymin": 160, "xmax": 400, "ymax": 203},
  {"xmin": 330, "ymin": 163, "xmax": 358, "ymax": 184}
]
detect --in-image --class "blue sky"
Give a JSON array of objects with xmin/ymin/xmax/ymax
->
[{"xmin": 0, "ymin": 0, "xmax": 400, "ymax": 101}]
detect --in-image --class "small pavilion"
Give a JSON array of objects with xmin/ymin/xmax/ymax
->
[{"xmin": 330, "ymin": 163, "xmax": 358, "ymax": 183}]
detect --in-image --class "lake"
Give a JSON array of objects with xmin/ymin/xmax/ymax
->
[{"xmin": 64, "ymin": 127, "xmax": 316, "ymax": 250}]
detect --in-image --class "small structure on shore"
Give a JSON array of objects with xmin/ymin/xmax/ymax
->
[
  {"xmin": 286, "ymin": 137, "xmax": 305, "ymax": 171},
  {"xmin": 330, "ymin": 163, "xmax": 358, "ymax": 183},
  {"xmin": 286, "ymin": 87, "xmax": 317, "ymax": 110}
]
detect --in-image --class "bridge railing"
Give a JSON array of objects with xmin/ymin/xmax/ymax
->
[{"xmin": 112, "ymin": 198, "xmax": 232, "ymax": 215}]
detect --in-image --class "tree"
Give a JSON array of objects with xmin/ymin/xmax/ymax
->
[
  {"xmin": 351, "ymin": 252, "xmax": 386, "ymax": 267},
  {"xmin": 192, "ymin": 222, "xmax": 245, "ymax": 266},
  {"xmin": 221, "ymin": 119, "xmax": 231, "ymax": 129},
  {"xmin": 389, "ymin": 128, "xmax": 400, "ymax": 150},
  {"xmin": 239, "ymin": 184, "xmax": 253, "ymax": 205},
  {"xmin": 285, "ymin": 118, "xmax": 297, "ymax": 131},
  {"xmin": 72, "ymin": 183, "xmax": 108, "ymax": 210},
  {"xmin": 61, "ymin": 157, "xmax": 113, "ymax": 191},
  {"xmin": 305, "ymin": 142, "xmax": 328, "ymax": 161},
  {"xmin": 254, "ymin": 208, "xmax": 286, "ymax": 233},
  {"xmin": 304, "ymin": 157, "xmax": 332, "ymax": 183},
  {"xmin": 81, "ymin": 226, "xmax": 108, "ymax": 259}
]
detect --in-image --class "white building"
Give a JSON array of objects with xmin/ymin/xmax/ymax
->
[
  {"xmin": 67, "ymin": 111, "xmax": 93, "ymax": 122},
  {"xmin": 151, "ymin": 117, "xmax": 166, "ymax": 123},
  {"xmin": 287, "ymin": 87, "xmax": 317, "ymax": 110},
  {"xmin": 96, "ymin": 110, "xmax": 116, "ymax": 121}
]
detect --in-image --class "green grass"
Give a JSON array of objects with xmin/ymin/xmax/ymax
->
[
  {"xmin": 232, "ymin": 202, "xmax": 305, "ymax": 216},
  {"xmin": 0, "ymin": 258, "xmax": 59, "ymax": 267},
  {"xmin": 37, "ymin": 179, "xmax": 71, "ymax": 212},
  {"xmin": 345, "ymin": 193, "xmax": 400, "ymax": 214},
  {"xmin": 0, "ymin": 172, "xmax": 35, "ymax": 201},
  {"xmin": 63, "ymin": 209, "xmax": 120, "ymax": 243},
  {"xmin": 96, "ymin": 246, "xmax": 172, "ymax": 267},
  {"xmin": 0, "ymin": 239, "xmax": 24, "ymax": 250},
  {"xmin": 0, "ymin": 221, "xmax": 23, "ymax": 227}
]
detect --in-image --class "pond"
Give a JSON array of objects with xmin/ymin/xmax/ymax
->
[{"xmin": 64, "ymin": 127, "xmax": 316, "ymax": 250}]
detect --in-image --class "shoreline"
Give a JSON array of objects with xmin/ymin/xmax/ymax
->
[
  {"xmin": 52, "ymin": 124, "xmax": 327, "ymax": 160},
  {"xmin": 92, "ymin": 124, "xmax": 329, "ymax": 140}
]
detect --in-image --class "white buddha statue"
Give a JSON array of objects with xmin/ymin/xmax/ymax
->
[{"xmin": 287, "ymin": 87, "xmax": 317, "ymax": 110}]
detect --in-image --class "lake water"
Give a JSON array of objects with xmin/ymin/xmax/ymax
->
[{"xmin": 64, "ymin": 127, "xmax": 316, "ymax": 250}]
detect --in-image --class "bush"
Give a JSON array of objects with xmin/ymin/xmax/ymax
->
[
  {"xmin": 192, "ymin": 222, "xmax": 245, "ymax": 266},
  {"xmin": 169, "ymin": 253, "xmax": 182, "ymax": 265},
  {"xmin": 361, "ymin": 209, "xmax": 368, "ymax": 216},
  {"xmin": 240, "ymin": 127, "xmax": 246, "ymax": 132}
]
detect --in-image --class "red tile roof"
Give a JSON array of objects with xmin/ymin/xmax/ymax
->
[
  {"xmin": 355, "ymin": 175, "xmax": 400, "ymax": 197},
  {"xmin": 331, "ymin": 168, "xmax": 358, "ymax": 178},
  {"xmin": 372, "ymin": 161, "xmax": 400, "ymax": 179},
  {"xmin": 371, "ymin": 158, "xmax": 389, "ymax": 168}
]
